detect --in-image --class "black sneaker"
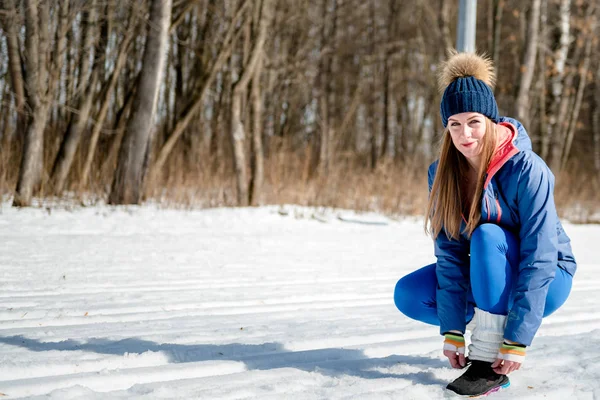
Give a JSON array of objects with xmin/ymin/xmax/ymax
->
[{"xmin": 446, "ymin": 360, "xmax": 510, "ymax": 397}]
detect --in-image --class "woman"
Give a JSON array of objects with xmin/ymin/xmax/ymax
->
[{"xmin": 393, "ymin": 51, "xmax": 576, "ymax": 397}]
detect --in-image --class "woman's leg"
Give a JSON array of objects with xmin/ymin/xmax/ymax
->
[
  {"xmin": 470, "ymin": 223, "xmax": 573, "ymax": 316},
  {"xmin": 467, "ymin": 223, "xmax": 574, "ymax": 362},
  {"xmin": 543, "ymin": 267, "xmax": 573, "ymax": 317},
  {"xmin": 394, "ymin": 225, "xmax": 573, "ymax": 332},
  {"xmin": 394, "ymin": 263, "xmax": 440, "ymax": 326},
  {"xmin": 395, "ymin": 264, "xmax": 476, "ymax": 327},
  {"xmin": 468, "ymin": 224, "xmax": 521, "ymax": 363},
  {"xmin": 469, "ymin": 224, "xmax": 519, "ymax": 314}
]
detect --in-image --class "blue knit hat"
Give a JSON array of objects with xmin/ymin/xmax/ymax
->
[{"xmin": 438, "ymin": 52, "xmax": 499, "ymax": 127}]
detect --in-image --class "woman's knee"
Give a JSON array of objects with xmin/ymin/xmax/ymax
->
[
  {"xmin": 394, "ymin": 264, "xmax": 437, "ymax": 319},
  {"xmin": 543, "ymin": 268, "xmax": 573, "ymax": 317},
  {"xmin": 394, "ymin": 276, "xmax": 415, "ymax": 316},
  {"xmin": 470, "ymin": 224, "xmax": 518, "ymax": 314},
  {"xmin": 471, "ymin": 224, "xmax": 512, "ymax": 250},
  {"xmin": 471, "ymin": 223, "xmax": 519, "ymax": 270}
]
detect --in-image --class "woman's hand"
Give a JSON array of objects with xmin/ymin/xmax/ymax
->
[
  {"xmin": 493, "ymin": 340, "xmax": 526, "ymax": 374},
  {"xmin": 491, "ymin": 358, "xmax": 521, "ymax": 374},
  {"xmin": 443, "ymin": 332, "xmax": 467, "ymax": 369},
  {"xmin": 444, "ymin": 349, "xmax": 467, "ymax": 369}
]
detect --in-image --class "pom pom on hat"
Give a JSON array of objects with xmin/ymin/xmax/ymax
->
[
  {"xmin": 438, "ymin": 50, "xmax": 496, "ymax": 92},
  {"xmin": 438, "ymin": 50, "xmax": 499, "ymax": 127}
]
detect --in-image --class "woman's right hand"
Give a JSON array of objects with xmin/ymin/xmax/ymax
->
[{"xmin": 443, "ymin": 332, "xmax": 467, "ymax": 368}]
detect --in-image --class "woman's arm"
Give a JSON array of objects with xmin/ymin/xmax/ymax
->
[
  {"xmin": 428, "ymin": 162, "xmax": 471, "ymax": 335},
  {"xmin": 505, "ymin": 154, "xmax": 559, "ymax": 346},
  {"xmin": 435, "ymin": 232, "xmax": 471, "ymax": 334}
]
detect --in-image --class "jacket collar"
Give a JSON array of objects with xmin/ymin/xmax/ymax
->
[{"xmin": 484, "ymin": 122, "xmax": 520, "ymax": 188}]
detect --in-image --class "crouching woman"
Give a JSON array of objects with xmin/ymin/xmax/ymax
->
[{"xmin": 393, "ymin": 51, "xmax": 577, "ymax": 397}]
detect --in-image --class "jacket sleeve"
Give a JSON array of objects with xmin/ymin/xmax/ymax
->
[
  {"xmin": 428, "ymin": 162, "xmax": 471, "ymax": 335},
  {"xmin": 435, "ymin": 232, "xmax": 471, "ymax": 335},
  {"xmin": 505, "ymin": 155, "xmax": 558, "ymax": 346}
]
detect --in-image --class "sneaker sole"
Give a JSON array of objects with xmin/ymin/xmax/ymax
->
[
  {"xmin": 444, "ymin": 380, "xmax": 510, "ymax": 399},
  {"xmin": 468, "ymin": 380, "xmax": 510, "ymax": 398}
]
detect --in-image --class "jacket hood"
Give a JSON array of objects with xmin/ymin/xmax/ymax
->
[{"xmin": 498, "ymin": 116, "xmax": 532, "ymax": 152}]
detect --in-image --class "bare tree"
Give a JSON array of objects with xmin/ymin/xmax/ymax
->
[
  {"xmin": 148, "ymin": 0, "xmax": 247, "ymax": 183},
  {"xmin": 368, "ymin": 0, "xmax": 377, "ymax": 169},
  {"xmin": 560, "ymin": 6, "xmax": 597, "ymax": 171},
  {"xmin": 14, "ymin": 1, "xmax": 69, "ymax": 206},
  {"xmin": 50, "ymin": 0, "xmax": 99, "ymax": 194},
  {"xmin": 0, "ymin": 0, "xmax": 598, "ymax": 209},
  {"xmin": 81, "ymin": 3, "xmax": 140, "ymax": 190},
  {"xmin": 381, "ymin": 0, "xmax": 398, "ymax": 159},
  {"xmin": 1, "ymin": 0, "xmax": 26, "ymax": 139},
  {"xmin": 515, "ymin": 0, "xmax": 541, "ymax": 129},
  {"xmin": 544, "ymin": 0, "xmax": 571, "ymax": 161},
  {"xmin": 312, "ymin": 0, "xmax": 337, "ymax": 177},
  {"xmin": 249, "ymin": 51, "xmax": 265, "ymax": 206},
  {"xmin": 490, "ymin": 0, "xmax": 504, "ymax": 71},
  {"xmin": 230, "ymin": 0, "xmax": 272, "ymax": 206},
  {"xmin": 109, "ymin": 0, "xmax": 172, "ymax": 205}
]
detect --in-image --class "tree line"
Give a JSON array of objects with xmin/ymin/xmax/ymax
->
[{"xmin": 0, "ymin": 0, "xmax": 598, "ymax": 212}]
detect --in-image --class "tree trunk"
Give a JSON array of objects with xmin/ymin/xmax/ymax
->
[
  {"xmin": 369, "ymin": 0, "xmax": 377, "ymax": 170},
  {"xmin": 313, "ymin": 0, "xmax": 336, "ymax": 178},
  {"xmin": 491, "ymin": 0, "xmax": 504, "ymax": 71},
  {"xmin": 209, "ymin": 74, "xmax": 226, "ymax": 169},
  {"xmin": 14, "ymin": 1, "xmax": 46, "ymax": 206},
  {"xmin": 561, "ymin": 11, "xmax": 596, "ymax": 171},
  {"xmin": 439, "ymin": 0, "xmax": 453, "ymax": 51},
  {"xmin": 535, "ymin": 0, "xmax": 548, "ymax": 155},
  {"xmin": 50, "ymin": 0, "xmax": 98, "ymax": 194},
  {"xmin": 51, "ymin": 73, "xmax": 99, "ymax": 194},
  {"xmin": 109, "ymin": 0, "xmax": 172, "ymax": 205},
  {"xmin": 544, "ymin": 0, "xmax": 571, "ymax": 161},
  {"xmin": 80, "ymin": 5, "xmax": 139, "ymax": 190},
  {"xmin": 100, "ymin": 87, "xmax": 136, "ymax": 181},
  {"xmin": 550, "ymin": 17, "xmax": 581, "ymax": 173},
  {"xmin": 230, "ymin": 92, "xmax": 250, "ymax": 206},
  {"xmin": 148, "ymin": 0, "xmax": 247, "ymax": 183},
  {"xmin": 380, "ymin": 0, "xmax": 397, "ymax": 159},
  {"xmin": 515, "ymin": 0, "xmax": 540, "ymax": 128},
  {"xmin": 230, "ymin": 0, "xmax": 272, "ymax": 206},
  {"xmin": 0, "ymin": 85, "xmax": 12, "ymax": 163},
  {"xmin": 249, "ymin": 56, "xmax": 265, "ymax": 206},
  {"xmin": 381, "ymin": 57, "xmax": 391, "ymax": 159},
  {"xmin": 594, "ymin": 75, "xmax": 600, "ymax": 174},
  {"xmin": 336, "ymin": 82, "xmax": 363, "ymax": 153},
  {"xmin": 1, "ymin": 0, "xmax": 26, "ymax": 139}
]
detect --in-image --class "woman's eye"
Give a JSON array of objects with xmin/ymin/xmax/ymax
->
[
  {"xmin": 451, "ymin": 122, "xmax": 460, "ymax": 127},
  {"xmin": 470, "ymin": 120, "xmax": 480, "ymax": 124}
]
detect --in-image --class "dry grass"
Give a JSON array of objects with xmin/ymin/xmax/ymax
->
[
  {"xmin": 1, "ymin": 135, "xmax": 598, "ymax": 223},
  {"xmin": 141, "ymin": 145, "xmax": 430, "ymax": 216},
  {"xmin": 555, "ymin": 166, "xmax": 600, "ymax": 224}
]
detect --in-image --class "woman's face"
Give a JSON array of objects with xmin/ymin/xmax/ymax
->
[{"xmin": 447, "ymin": 112, "xmax": 487, "ymax": 166}]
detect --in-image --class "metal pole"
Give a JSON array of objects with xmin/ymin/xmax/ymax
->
[{"xmin": 456, "ymin": 0, "xmax": 477, "ymax": 52}]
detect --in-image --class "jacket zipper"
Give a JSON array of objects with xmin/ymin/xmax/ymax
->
[{"xmin": 495, "ymin": 198, "xmax": 502, "ymax": 223}]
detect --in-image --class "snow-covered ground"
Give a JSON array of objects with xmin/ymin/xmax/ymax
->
[{"xmin": 0, "ymin": 204, "xmax": 598, "ymax": 399}]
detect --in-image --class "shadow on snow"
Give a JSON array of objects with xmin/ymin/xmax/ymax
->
[{"xmin": 0, "ymin": 335, "xmax": 448, "ymax": 386}]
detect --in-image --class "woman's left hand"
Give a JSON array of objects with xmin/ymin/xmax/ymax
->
[{"xmin": 491, "ymin": 358, "xmax": 521, "ymax": 375}]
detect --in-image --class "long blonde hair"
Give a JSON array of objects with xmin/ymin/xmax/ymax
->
[{"xmin": 425, "ymin": 118, "xmax": 498, "ymax": 240}]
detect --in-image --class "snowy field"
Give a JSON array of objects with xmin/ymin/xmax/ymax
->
[{"xmin": 0, "ymin": 204, "xmax": 598, "ymax": 399}]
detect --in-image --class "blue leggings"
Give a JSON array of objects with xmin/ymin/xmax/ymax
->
[{"xmin": 394, "ymin": 224, "xmax": 573, "ymax": 326}]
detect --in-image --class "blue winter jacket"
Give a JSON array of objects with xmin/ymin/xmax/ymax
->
[{"xmin": 428, "ymin": 117, "xmax": 576, "ymax": 346}]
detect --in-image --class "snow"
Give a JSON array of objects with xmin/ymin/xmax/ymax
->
[{"xmin": 0, "ymin": 204, "xmax": 598, "ymax": 399}]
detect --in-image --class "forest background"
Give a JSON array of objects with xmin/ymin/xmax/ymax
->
[{"xmin": 0, "ymin": 0, "xmax": 598, "ymax": 221}]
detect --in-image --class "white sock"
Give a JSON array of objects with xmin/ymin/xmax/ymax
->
[
  {"xmin": 466, "ymin": 316, "xmax": 476, "ymax": 332},
  {"xmin": 468, "ymin": 308, "xmax": 506, "ymax": 363}
]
